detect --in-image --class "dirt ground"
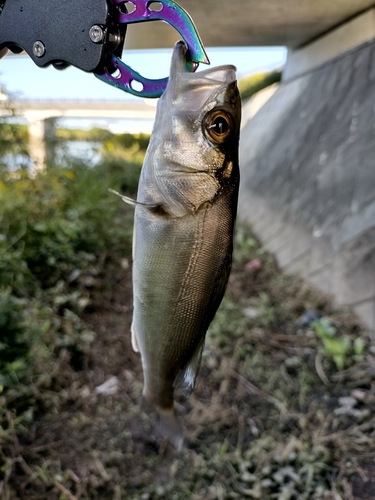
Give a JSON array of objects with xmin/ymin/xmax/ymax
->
[{"xmin": 5, "ymin": 221, "xmax": 375, "ymax": 500}]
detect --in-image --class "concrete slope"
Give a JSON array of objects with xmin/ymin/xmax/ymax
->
[{"xmin": 239, "ymin": 40, "xmax": 375, "ymax": 333}]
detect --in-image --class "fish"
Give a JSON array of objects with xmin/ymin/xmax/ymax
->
[{"xmin": 120, "ymin": 41, "xmax": 241, "ymax": 447}]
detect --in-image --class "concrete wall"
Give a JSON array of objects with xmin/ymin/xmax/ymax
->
[{"xmin": 239, "ymin": 39, "xmax": 375, "ymax": 334}]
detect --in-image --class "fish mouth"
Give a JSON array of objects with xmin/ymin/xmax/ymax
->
[
  {"xmin": 192, "ymin": 55, "xmax": 238, "ymax": 84},
  {"xmin": 164, "ymin": 42, "xmax": 238, "ymax": 109},
  {"xmin": 170, "ymin": 41, "xmax": 237, "ymax": 85}
]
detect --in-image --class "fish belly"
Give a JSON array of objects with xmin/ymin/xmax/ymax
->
[{"xmin": 132, "ymin": 192, "xmax": 235, "ymax": 411}]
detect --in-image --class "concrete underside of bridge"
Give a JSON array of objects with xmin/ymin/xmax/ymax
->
[
  {"xmin": 125, "ymin": 0, "xmax": 375, "ymax": 49},
  {"xmin": 239, "ymin": 11, "xmax": 375, "ymax": 334}
]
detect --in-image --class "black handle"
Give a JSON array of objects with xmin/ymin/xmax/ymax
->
[{"xmin": 0, "ymin": 0, "xmax": 125, "ymax": 72}]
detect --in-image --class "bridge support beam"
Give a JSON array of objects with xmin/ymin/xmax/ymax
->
[
  {"xmin": 28, "ymin": 117, "xmax": 46, "ymax": 171},
  {"xmin": 26, "ymin": 115, "xmax": 56, "ymax": 172},
  {"xmin": 15, "ymin": 100, "xmax": 157, "ymax": 172}
]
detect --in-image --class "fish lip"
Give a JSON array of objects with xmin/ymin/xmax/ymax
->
[
  {"xmin": 175, "ymin": 39, "xmax": 188, "ymax": 53},
  {"xmin": 172, "ymin": 40, "xmax": 236, "ymax": 75},
  {"xmin": 197, "ymin": 64, "xmax": 237, "ymax": 76},
  {"xmin": 190, "ymin": 62, "xmax": 238, "ymax": 85},
  {"xmin": 170, "ymin": 41, "xmax": 237, "ymax": 84}
]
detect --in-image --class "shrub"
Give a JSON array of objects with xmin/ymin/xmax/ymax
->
[
  {"xmin": 0, "ymin": 158, "xmax": 135, "ymax": 460},
  {"xmin": 238, "ymin": 70, "xmax": 282, "ymax": 101}
]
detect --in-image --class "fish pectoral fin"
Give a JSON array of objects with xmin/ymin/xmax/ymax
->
[
  {"xmin": 173, "ymin": 338, "xmax": 205, "ymax": 397},
  {"xmin": 131, "ymin": 323, "xmax": 139, "ymax": 352},
  {"xmin": 108, "ymin": 189, "xmax": 158, "ymax": 211}
]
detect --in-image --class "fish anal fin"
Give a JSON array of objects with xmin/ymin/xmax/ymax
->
[{"xmin": 173, "ymin": 338, "xmax": 205, "ymax": 397}]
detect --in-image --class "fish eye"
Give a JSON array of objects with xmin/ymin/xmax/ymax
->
[{"xmin": 203, "ymin": 110, "xmax": 233, "ymax": 144}]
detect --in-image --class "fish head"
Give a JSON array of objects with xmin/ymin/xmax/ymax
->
[
  {"xmin": 143, "ymin": 41, "xmax": 241, "ymax": 216},
  {"xmin": 158, "ymin": 41, "xmax": 241, "ymax": 166}
]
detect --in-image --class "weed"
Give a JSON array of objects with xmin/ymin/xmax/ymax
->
[
  {"xmin": 234, "ymin": 225, "xmax": 258, "ymax": 262},
  {"xmin": 257, "ymin": 291, "xmax": 278, "ymax": 328},
  {"xmin": 208, "ymin": 297, "xmax": 248, "ymax": 349},
  {"xmin": 313, "ymin": 318, "xmax": 351, "ymax": 370}
]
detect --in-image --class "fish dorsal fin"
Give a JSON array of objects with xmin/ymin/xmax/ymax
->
[{"xmin": 173, "ymin": 338, "xmax": 205, "ymax": 396}]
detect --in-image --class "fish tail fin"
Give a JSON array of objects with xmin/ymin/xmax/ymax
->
[
  {"xmin": 141, "ymin": 396, "xmax": 184, "ymax": 450},
  {"xmin": 158, "ymin": 407, "xmax": 184, "ymax": 450}
]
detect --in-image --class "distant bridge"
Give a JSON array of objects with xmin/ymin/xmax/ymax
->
[
  {"xmin": 8, "ymin": 99, "xmax": 157, "ymax": 170},
  {"xmin": 11, "ymin": 98, "xmax": 157, "ymax": 120}
]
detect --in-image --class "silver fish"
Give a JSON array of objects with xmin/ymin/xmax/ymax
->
[{"xmin": 129, "ymin": 42, "xmax": 241, "ymax": 446}]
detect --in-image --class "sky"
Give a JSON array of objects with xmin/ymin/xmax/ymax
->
[{"xmin": 0, "ymin": 46, "xmax": 286, "ymax": 133}]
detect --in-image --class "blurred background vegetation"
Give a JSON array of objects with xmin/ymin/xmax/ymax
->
[
  {"xmin": 238, "ymin": 70, "xmax": 281, "ymax": 101},
  {"xmin": 0, "ymin": 81, "xmax": 149, "ymax": 467},
  {"xmin": 0, "ymin": 69, "xmax": 280, "ymax": 476}
]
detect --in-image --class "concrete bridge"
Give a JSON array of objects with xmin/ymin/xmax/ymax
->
[{"xmin": 10, "ymin": 99, "xmax": 156, "ymax": 169}]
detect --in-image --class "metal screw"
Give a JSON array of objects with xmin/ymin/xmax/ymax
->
[
  {"xmin": 89, "ymin": 25, "xmax": 104, "ymax": 44},
  {"xmin": 33, "ymin": 41, "xmax": 45, "ymax": 58}
]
